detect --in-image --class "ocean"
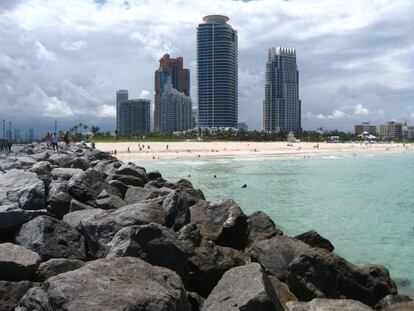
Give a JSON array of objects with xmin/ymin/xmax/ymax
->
[{"xmin": 132, "ymin": 150, "xmax": 414, "ymax": 295}]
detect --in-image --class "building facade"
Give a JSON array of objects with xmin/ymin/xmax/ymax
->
[
  {"xmin": 402, "ymin": 124, "xmax": 414, "ymax": 139},
  {"xmin": 116, "ymin": 90, "xmax": 128, "ymax": 131},
  {"xmin": 354, "ymin": 122, "xmax": 377, "ymax": 135},
  {"xmin": 118, "ymin": 99, "xmax": 150, "ymax": 136},
  {"xmin": 197, "ymin": 15, "xmax": 238, "ymax": 129},
  {"xmin": 160, "ymin": 80, "xmax": 192, "ymax": 133},
  {"xmin": 238, "ymin": 122, "xmax": 248, "ymax": 131},
  {"xmin": 379, "ymin": 121, "xmax": 402, "ymax": 139},
  {"xmin": 154, "ymin": 54, "xmax": 190, "ymax": 131},
  {"xmin": 263, "ymin": 47, "xmax": 301, "ymax": 133}
]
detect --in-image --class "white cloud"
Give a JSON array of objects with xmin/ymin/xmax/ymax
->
[
  {"xmin": 354, "ymin": 104, "xmax": 370, "ymax": 115},
  {"xmin": 61, "ymin": 40, "xmax": 88, "ymax": 51},
  {"xmin": 35, "ymin": 40, "xmax": 57, "ymax": 62},
  {"xmin": 139, "ymin": 90, "xmax": 151, "ymax": 99},
  {"xmin": 313, "ymin": 110, "xmax": 347, "ymax": 120}
]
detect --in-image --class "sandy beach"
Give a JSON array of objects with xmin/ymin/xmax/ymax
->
[{"xmin": 95, "ymin": 141, "xmax": 412, "ymax": 160}]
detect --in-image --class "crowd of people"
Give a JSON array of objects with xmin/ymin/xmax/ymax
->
[{"xmin": 43, "ymin": 131, "xmax": 95, "ymax": 151}]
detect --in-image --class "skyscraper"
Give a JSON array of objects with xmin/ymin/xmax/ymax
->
[
  {"xmin": 197, "ymin": 15, "xmax": 238, "ymax": 128},
  {"xmin": 116, "ymin": 90, "xmax": 128, "ymax": 132},
  {"xmin": 118, "ymin": 99, "xmax": 150, "ymax": 136},
  {"xmin": 154, "ymin": 54, "xmax": 190, "ymax": 131},
  {"xmin": 160, "ymin": 80, "xmax": 192, "ymax": 133},
  {"xmin": 263, "ymin": 47, "xmax": 302, "ymax": 132}
]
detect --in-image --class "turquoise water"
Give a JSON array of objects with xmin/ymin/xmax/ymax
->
[{"xmin": 131, "ymin": 151, "xmax": 414, "ymax": 295}]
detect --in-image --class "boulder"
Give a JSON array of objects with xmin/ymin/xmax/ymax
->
[
  {"xmin": 67, "ymin": 168, "xmax": 105, "ymax": 202},
  {"xmin": 15, "ymin": 216, "xmax": 86, "ymax": 261},
  {"xmin": 16, "ymin": 156, "xmax": 37, "ymax": 167},
  {"xmin": 30, "ymin": 152, "xmax": 50, "ymax": 162},
  {"xmin": 251, "ymin": 235, "xmax": 311, "ymax": 280},
  {"xmin": 63, "ymin": 208, "xmax": 104, "ymax": 231},
  {"xmin": 36, "ymin": 258, "xmax": 85, "ymax": 281},
  {"xmin": 295, "ymin": 230, "xmax": 334, "ymax": 252},
  {"xmin": 202, "ymin": 263, "xmax": 284, "ymax": 311},
  {"xmin": 108, "ymin": 180, "xmax": 129, "ymax": 198},
  {"xmin": 71, "ymin": 156, "xmax": 90, "ymax": 170},
  {"xmin": 375, "ymin": 295, "xmax": 412, "ymax": 310},
  {"xmin": 115, "ymin": 163, "xmax": 147, "ymax": 180},
  {"xmin": 268, "ymin": 275, "xmax": 298, "ymax": 306},
  {"xmin": 47, "ymin": 191, "xmax": 73, "ymax": 218},
  {"xmin": 187, "ymin": 292, "xmax": 204, "ymax": 311},
  {"xmin": 0, "ymin": 169, "xmax": 46, "ymax": 210},
  {"xmin": 163, "ymin": 190, "xmax": 196, "ymax": 230},
  {"xmin": 47, "ymin": 180, "xmax": 68, "ymax": 198},
  {"xmin": 247, "ymin": 211, "xmax": 283, "ymax": 245},
  {"xmin": 383, "ymin": 302, "xmax": 414, "ymax": 310},
  {"xmin": 0, "ymin": 243, "xmax": 41, "ymax": 281},
  {"xmin": 148, "ymin": 170, "xmax": 162, "ymax": 180},
  {"xmin": 28, "ymin": 161, "xmax": 52, "ymax": 176},
  {"xmin": 107, "ymin": 223, "xmax": 189, "ymax": 283},
  {"xmin": 0, "ymin": 281, "xmax": 37, "ymax": 311},
  {"xmin": 85, "ymin": 149, "xmax": 115, "ymax": 162},
  {"xmin": 124, "ymin": 186, "xmax": 170, "ymax": 204},
  {"xmin": 109, "ymin": 174, "xmax": 147, "ymax": 187},
  {"xmin": 285, "ymin": 299, "xmax": 373, "ymax": 311},
  {"xmin": 0, "ymin": 205, "xmax": 49, "ymax": 232},
  {"xmin": 190, "ymin": 199, "xmax": 249, "ymax": 250},
  {"xmin": 69, "ymin": 199, "xmax": 93, "ymax": 212},
  {"xmin": 47, "ymin": 153, "xmax": 73, "ymax": 167},
  {"xmin": 51, "ymin": 168, "xmax": 83, "ymax": 181},
  {"xmin": 287, "ymin": 248, "xmax": 398, "ymax": 307},
  {"xmin": 17, "ymin": 257, "xmax": 191, "ymax": 311},
  {"xmin": 95, "ymin": 189, "xmax": 126, "ymax": 210},
  {"xmin": 146, "ymin": 177, "xmax": 175, "ymax": 189},
  {"xmin": 81, "ymin": 200, "xmax": 166, "ymax": 258}
]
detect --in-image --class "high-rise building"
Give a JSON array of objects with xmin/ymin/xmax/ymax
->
[
  {"xmin": 118, "ymin": 99, "xmax": 150, "ymax": 136},
  {"xmin": 154, "ymin": 54, "xmax": 190, "ymax": 131},
  {"xmin": 28, "ymin": 128, "xmax": 34, "ymax": 142},
  {"xmin": 197, "ymin": 15, "xmax": 238, "ymax": 129},
  {"xmin": 238, "ymin": 122, "xmax": 248, "ymax": 131},
  {"xmin": 192, "ymin": 107, "xmax": 198, "ymax": 128},
  {"xmin": 402, "ymin": 124, "xmax": 414, "ymax": 139},
  {"xmin": 263, "ymin": 47, "xmax": 301, "ymax": 133},
  {"xmin": 116, "ymin": 90, "xmax": 129, "ymax": 132},
  {"xmin": 354, "ymin": 122, "xmax": 377, "ymax": 136},
  {"xmin": 160, "ymin": 80, "xmax": 192, "ymax": 133},
  {"xmin": 379, "ymin": 121, "xmax": 402, "ymax": 139}
]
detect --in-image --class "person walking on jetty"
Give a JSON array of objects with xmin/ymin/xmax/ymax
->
[
  {"xmin": 45, "ymin": 132, "xmax": 52, "ymax": 149},
  {"xmin": 63, "ymin": 131, "xmax": 70, "ymax": 147},
  {"xmin": 51, "ymin": 132, "xmax": 59, "ymax": 151}
]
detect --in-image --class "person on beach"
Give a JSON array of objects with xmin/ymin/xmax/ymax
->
[
  {"xmin": 127, "ymin": 147, "xmax": 130, "ymax": 153},
  {"xmin": 166, "ymin": 144, "xmax": 169, "ymax": 150},
  {"xmin": 51, "ymin": 133, "xmax": 59, "ymax": 151}
]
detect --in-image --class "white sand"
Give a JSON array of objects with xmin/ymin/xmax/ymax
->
[{"xmin": 95, "ymin": 141, "xmax": 412, "ymax": 160}]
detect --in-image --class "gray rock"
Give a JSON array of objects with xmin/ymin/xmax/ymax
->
[
  {"xmin": 47, "ymin": 153, "xmax": 73, "ymax": 167},
  {"xmin": 36, "ymin": 258, "xmax": 85, "ymax": 281},
  {"xmin": 375, "ymin": 295, "xmax": 412, "ymax": 310},
  {"xmin": 0, "ymin": 243, "xmax": 41, "ymax": 281},
  {"xmin": 187, "ymin": 292, "xmax": 204, "ymax": 311},
  {"xmin": 124, "ymin": 185, "xmax": 170, "ymax": 204},
  {"xmin": 81, "ymin": 201, "xmax": 166, "ymax": 258},
  {"xmin": 0, "ymin": 281, "xmax": 37, "ymax": 311},
  {"xmin": 85, "ymin": 149, "xmax": 115, "ymax": 162},
  {"xmin": 163, "ymin": 190, "xmax": 199, "ymax": 230},
  {"xmin": 95, "ymin": 189, "xmax": 126, "ymax": 210},
  {"xmin": 30, "ymin": 152, "xmax": 50, "ymax": 162},
  {"xmin": 252, "ymin": 235, "xmax": 311, "ymax": 281},
  {"xmin": 69, "ymin": 199, "xmax": 93, "ymax": 212},
  {"xmin": 15, "ymin": 216, "xmax": 86, "ymax": 261},
  {"xmin": 47, "ymin": 191, "xmax": 73, "ymax": 218},
  {"xmin": 16, "ymin": 156, "xmax": 37, "ymax": 167},
  {"xmin": 295, "ymin": 230, "xmax": 334, "ymax": 252},
  {"xmin": 47, "ymin": 180, "xmax": 68, "ymax": 198},
  {"xmin": 71, "ymin": 156, "xmax": 90, "ymax": 170},
  {"xmin": 107, "ymin": 223, "xmax": 189, "ymax": 283},
  {"xmin": 285, "ymin": 299, "xmax": 373, "ymax": 311},
  {"xmin": 67, "ymin": 168, "xmax": 105, "ymax": 202},
  {"xmin": 108, "ymin": 180, "xmax": 129, "ymax": 198},
  {"xmin": 383, "ymin": 302, "xmax": 414, "ymax": 310},
  {"xmin": 202, "ymin": 263, "xmax": 284, "ymax": 311},
  {"xmin": 0, "ymin": 205, "xmax": 49, "ymax": 231},
  {"xmin": 190, "ymin": 199, "xmax": 249, "ymax": 250},
  {"xmin": 63, "ymin": 208, "xmax": 104, "ymax": 231},
  {"xmin": 109, "ymin": 173, "xmax": 146, "ymax": 187},
  {"xmin": 17, "ymin": 257, "xmax": 191, "ymax": 311},
  {"xmin": 51, "ymin": 168, "xmax": 83, "ymax": 181},
  {"xmin": 268, "ymin": 275, "xmax": 298, "ymax": 306},
  {"xmin": 28, "ymin": 161, "xmax": 52, "ymax": 176},
  {"xmin": 148, "ymin": 170, "xmax": 162, "ymax": 180},
  {"xmin": 116, "ymin": 163, "xmax": 147, "ymax": 179},
  {"xmin": 247, "ymin": 211, "xmax": 283, "ymax": 245},
  {"xmin": 0, "ymin": 169, "xmax": 46, "ymax": 210}
]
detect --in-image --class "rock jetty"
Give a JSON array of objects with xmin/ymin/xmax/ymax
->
[{"xmin": 0, "ymin": 142, "xmax": 411, "ymax": 311}]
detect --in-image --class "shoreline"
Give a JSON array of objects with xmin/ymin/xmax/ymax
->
[{"xmin": 95, "ymin": 141, "xmax": 413, "ymax": 160}]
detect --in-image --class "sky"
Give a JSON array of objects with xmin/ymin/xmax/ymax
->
[{"xmin": 0, "ymin": 0, "xmax": 414, "ymax": 135}]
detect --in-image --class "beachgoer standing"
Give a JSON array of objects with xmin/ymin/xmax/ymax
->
[
  {"xmin": 63, "ymin": 131, "xmax": 70, "ymax": 146},
  {"xmin": 45, "ymin": 132, "xmax": 52, "ymax": 149},
  {"xmin": 51, "ymin": 133, "xmax": 59, "ymax": 151}
]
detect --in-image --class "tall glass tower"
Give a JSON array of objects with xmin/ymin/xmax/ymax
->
[
  {"xmin": 197, "ymin": 15, "xmax": 238, "ymax": 128},
  {"xmin": 263, "ymin": 47, "xmax": 302, "ymax": 133},
  {"xmin": 116, "ymin": 90, "xmax": 128, "ymax": 132}
]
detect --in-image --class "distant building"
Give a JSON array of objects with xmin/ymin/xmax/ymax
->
[
  {"xmin": 28, "ymin": 128, "xmax": 34, "ymax": 142},
  {"xmin": 192, "ymin": 107, "xmax": 198, "ymax": 128},
  {"xmin": 238, "ymin": 122, "xmax": 248, "ymax": 131},
  {"xmin": 14, "ymin": 129, "xmax": 21, "ymax": 143},
  {"xmin": 160, "ymin": 80, "xmax": 192, "ymax": 133},
  {"xmin": 263, "ymin": 47, "xmax": 301, "ymax": 133},
  {"xmin": 402, "ymin": 124, "xmax": 414, "ymax": 139},
  {"xmin": 116, "ymin": 90, "xmax": 129, "ymax": 132},
  {"xmin": 118, "ymin": 99, "xmax": 150, "ymax": 136},
  {"xmin": 379, "ymin": 121, "xmax": 402, "ymax": 139},
  {"xmin": 354, "ymin": 122, "xmax": 377, "ymax": 136},
  {"xmin": 154, "ymin": 54, "xmax": 190, "ymax": 132},
  {"xmin": 197, "ymin": 15, "xmax": 238, "ymax": 128}
]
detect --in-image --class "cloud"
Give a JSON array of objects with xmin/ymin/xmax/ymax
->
[
  {"xmin": 313, "ymin": 110, "xmax": 347, "ymax": 120},
  {"xmin": 354, "ymin": 104, "xmax": 369, "ymax": 115},
  {"xmin": 61, "ymin": 40, "xmax": 88, "ymax": 51},
  {"xmin": 139, "ymin": 90, "xmax": 151, "ymax": 99},
  {"xmin": 35, "ymin": 40, "xmax": 57, "ymax": 62}
]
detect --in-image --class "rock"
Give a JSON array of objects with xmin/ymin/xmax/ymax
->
[
  {"xmin": 383, "ymin": 302, "xmax": 414, "ymax": 310},
  {"xmin": 16, "ymin": 156, "xmax": 37, "ymax": 167},
  {"xmin": 178, "ymin": 224, "xmax": 247, "ymax": 297},
  {"xmin": 295, "ymin": 230, "xmax": 334, "ymax": 252},
  {"xmin": 146, "ymin": 177, "xmax": 175, "ymax": 189},
  {"xmin": 28, "ymin": 161, "xmax": 52, "ymax": 176},
  {"xmin": 107, "ymin": 223, "xmax": 189, "ymax": 283},
  {"xmin": 81, "ymin": 201, "xmax": 166, "ymax": 258},
  {"xmin": 251, "ymin": 235, "xmax": 311, "ymax": 280},
  {"xmin": 95, "ymin": 189, "xmax": 126, "ymax": 210},
  {"xmin": 0, "ymin": 243, "xmax": 41, "ymax": 281},
  {"xmin": 187, "ymin": 292, "xmax": 204, "ymax": 311},
  {"xmin": 67, "ymin": 168, "xmax": 105, "ymax": 202},
  {"xmin": 36, "ymin": 258, "xmax": 85, "ymax": 281},
  {"xmin": 69, "ymin": 199, "xmax": 93, "ymax": 212},
  {"xmin": 30, "ymin": 152, "xmax": 50, "ymax": 162},
  {"xmin": 190, "ymin": 199, "xmax": 249, "ymax": 250},
  {"xmin": 163, "ymin": 190, "xmax": 196, "ymax": 230},
  {"xmin": 268, "ymin": 275, "xmax": 298, "ymax": 306},
  {"xmin": 85, "ymin": 149, "xmax": 115, "ymax": 162},
  {"xmin": 124, "ymin": 186, "xmax": 170, "ymax": 204},
  {"xmin": 115, "ymin": 163, "xmax": 147, "ymax": 180},
  {"xmin": 47, "ymin": 191, "xmax": 73, "ymax": 218},
  {"xmin": 148, "ymin": 170, "xmax": 162, "ymax": 180},
  {"xmin": 247, "ymin": 211, "xmax": 283, "ymax": 245},
  {"xmin": 202, "ymin": 263, "xmax": 284, "ymax": 311},
  {"xmin": 109, "ymin": 173, "xmax": 147, "ymax": 187},
  {"xmin": 18, "ymin": 257, "xmax": 191, "ymax": 311},
  {"xmin": 285, "ymin": 298, "xmax": 373, "ymax": 311},
  {"xmin": 47, "ymin": 153, "xmax": 73, "ymax": 167},
  {"xmin": 286, "ymin": 248, "xmax": 398, "ymax": 307},
  {"xmin": 0, "ymin": 281, "xmax": 37, "ymax": 311},
  {"xmin": 63, "ymin": 208, "xmax": 104, "ymax": 231},
  {"xmin": 0, "ymin": 205, "xmax": 49, "ymax": 232},
  {"xmin": 71, "ymin": 156, "xmax": 90, "ymax": 170},
  {"xmin": 15, "ymin": 215, "xmax": 86, "ymax": 261},
  {"xmin": 0, "ymin": 169, "xmax": 46, "ymax": 210},
  {"xmin": 108, "ymin": 180, "xmax": 129, "ymax": 198},
  {"xmin": 375, "ymin": 295, "xmax": 412, "ymax": 310},
  {"xmin": 47, "ymin": 180, "xmax": 68, "ymax": 198},
  {"xmin": 51, "ymin": 168, "xmax": 83, "ymax": 181}
]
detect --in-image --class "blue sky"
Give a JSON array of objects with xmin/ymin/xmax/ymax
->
[{"xmin": 0, "ymin": 0, "xmax": 413, "ymax": 134}]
